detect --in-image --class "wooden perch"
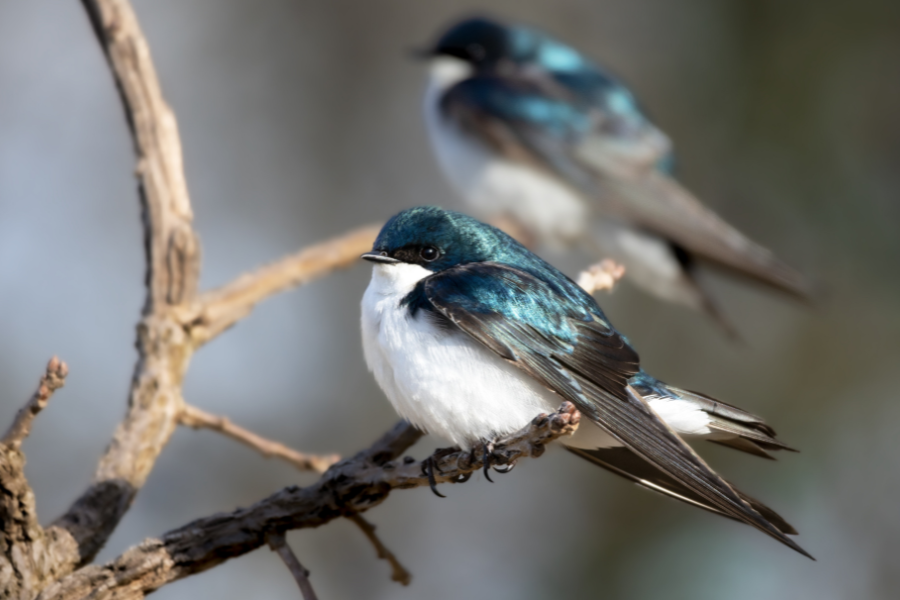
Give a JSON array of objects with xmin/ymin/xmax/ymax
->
[{"xmin": 35, "ymin": 404, "xmax": 579, "ymax": 600}]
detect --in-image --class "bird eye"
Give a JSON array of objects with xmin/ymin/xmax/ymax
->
[
  {"xmin": 419, "ymin": 245, "xmax": 439, "ymax": 262},
  {"xmin": 467, "ymin": 43, "xmax": 485, "ymax": 60}
]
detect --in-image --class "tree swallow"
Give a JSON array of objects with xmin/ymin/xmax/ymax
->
[
  {"xmin": 361, "ymin": 207, "xmax": 811, "ymax": 558},
  {"xmin": 417, "ymin": 16, "xmax": 813, "ymax": 334}
]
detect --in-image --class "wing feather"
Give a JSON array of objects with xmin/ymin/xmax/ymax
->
[{"xmin": 440, "ymin": 76, "xmax": 813, "ymax": 299}]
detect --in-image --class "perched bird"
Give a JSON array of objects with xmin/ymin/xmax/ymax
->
[
  {"xmin": 361, "ymin": 207, "xmax": 810, "ymax": 558},
  {"xmin": 417, "ymin": 16, "xmax": 813, "ymax": 334}
]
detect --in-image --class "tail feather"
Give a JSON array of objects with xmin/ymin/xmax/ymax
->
[
  {"xmin": 598, "ymin": 171, "xmax": 816, "ymax": 302},
  {"xmin": 665, "ymin": 386, "xmax": 799, "ymax": 455},
  {"xmin": 566, "ymin": 445, "xmax": 800, "ymax": 538}
]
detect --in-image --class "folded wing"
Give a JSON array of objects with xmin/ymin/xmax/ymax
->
[
  {"xmin": 421, "ymin": 262, "xmax": 811, "ymax": 558},
  {"xmin": 441, "ymin": 76, "xmax": 813, "ymax": 299}
]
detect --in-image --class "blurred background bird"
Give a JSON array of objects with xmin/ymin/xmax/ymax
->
[{"xmin": 417, "ymin": 15, "xmax": 815, "ymax": 336}]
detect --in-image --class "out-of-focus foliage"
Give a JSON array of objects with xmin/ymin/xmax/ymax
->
[{"xmin": 1, "ymin": 1, "xmax": 898, "ymax": 598}]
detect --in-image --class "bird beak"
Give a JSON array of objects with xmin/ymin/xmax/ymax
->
[
  {"xmin": 406, "ymin": 46, "xmax": 433, "ymax": 61},
  {"xmin": 361, "ymin": 252, "xmax": 400, "ymax": 264}
]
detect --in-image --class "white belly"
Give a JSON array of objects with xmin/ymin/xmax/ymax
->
[
  {"xmin": 423, "ymin": 76, "xmax": 588, "ymax": 247},
  {"xmin": 361, "ymin": 262, "xmax": 561, "ymax": 448}
]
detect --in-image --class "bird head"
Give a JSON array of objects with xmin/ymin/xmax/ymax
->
[
  {"xmin": 362, "ymin": 207, "xmax": 520, "ymax": 273},
  {"xmin": 416, "ymin": 16, "xmax": 590, "ymax": 74},
  {"xmin": 418, "ymin": 17, "xmax": 512, "ymax": 70}
]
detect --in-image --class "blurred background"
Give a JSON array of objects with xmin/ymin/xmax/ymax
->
[{"xmin": 1, "ymin": 0, "xmax": 899, "ymax": 598}]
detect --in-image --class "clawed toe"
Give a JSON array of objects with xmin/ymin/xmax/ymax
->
[
  {"xmin": 477, "ymin": 438, "xmax": 517, "ymax": 479},
  {"xmin": 482, "ymin": 442, "xmax": 495, "ymax": 482},
  {"xmin": 421, "ymin": 456, "xmax": 446, "ymax": 498}
]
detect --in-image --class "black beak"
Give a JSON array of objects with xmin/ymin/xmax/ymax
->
[
  {"xmin": 362, "ymin": 252, "xmax": 400, "ymax": 264},
  {"xmin": 406, "ymin": 46, "xmax": 433, "ymax": 61}
]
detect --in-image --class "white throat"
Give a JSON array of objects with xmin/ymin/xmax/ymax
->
[
  {"xmin": 426, "ymin": 56, "xmax": 473, "ymax": 96},
  {"xmin": 365, "ymin": 262, "xmax": 432, "ymax": 299}
]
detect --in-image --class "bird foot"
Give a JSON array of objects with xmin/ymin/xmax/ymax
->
[{"xmin": 470, "ymin": 437, "xmax": 517, "ymax": 481}]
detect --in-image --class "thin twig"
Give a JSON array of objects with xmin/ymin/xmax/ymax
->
[
  {"xmin": 36, "ymin": 405, "xmax": 580, "ymax": 599},
  {"xmin": 577, "ymin": 259, "xmax": 626, "ymax": 294},
  {"xmin": 3, "ymin": 357, "xmax": 69, "ymax": 449},
  {"xmin": 266, "ymin": 532, "xmax": 319, "ymax": 600},
  {"xmin": 185, "ymin": 224, "xmax": 380, "ymax": 346},
  {"xmin": 179, "ymin": 404, "xmax": 339, "ymax": 473},
  {"xmin": 348, "ymin": 514, "xmax": 411, "ymax": 586}
]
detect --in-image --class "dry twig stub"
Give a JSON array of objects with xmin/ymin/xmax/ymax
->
[
  {"xmin": 349, "ymin": 513, "xmax": 412, "ymax": 586},
  {"xmin": 3, "ymin": 357, "xmax": 69, "ymax": 449},
  {"xmin": 267, "ymin": 532, "xmax": 320, "ymax": 600}
]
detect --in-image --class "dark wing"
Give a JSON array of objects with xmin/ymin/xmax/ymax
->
[
  {"xmin": 441, "ymin": 76, "xmax": 813, "ymax": 300},
  {"xmin": 565, "ymin": 446, "xmax": 798, "ymax": 535},
  {"xmin": 422, "ymin": 262, "xmax": 811, "ymax": 558}
]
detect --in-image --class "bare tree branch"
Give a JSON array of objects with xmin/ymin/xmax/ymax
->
[
  {"xmin": 0, "ymin": 358, "xmax": 70, "ymax": 598},
  {"xmin": 577, "ymin": 259, "xmax": 626, "ymax": 294},
  {"xmin": 36, "ymin": 404, "xmax": 579, "ymax": 600},
  {"xmin": 3, "ymin": 357, "xmax": 69, "ymax": 450},
  {"xmin": 348, "ymin": 514, "xmax": 411, "ymax": 586},
  {"xmin": 184, "ymin": 224, "xmax": 380, "ymax": 346},
  {"xmin": 266, "ymin": 532, "xmax": 319, "ymax": 600},
  {"xmin": 38, "ymin": 0, "xmax": 202, "ymax": 575},
  {"xmin": 179, "ymin": 404, "xmax": 340, "ymax": 474}
]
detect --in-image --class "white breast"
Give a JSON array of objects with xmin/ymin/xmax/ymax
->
[
  {"xmin": 423, "ymin": 59, "xmax": 589, "ymax": 247},
  {"xmin": 361, "ymin": 262, "xmax": 561, "ymax": 448}
]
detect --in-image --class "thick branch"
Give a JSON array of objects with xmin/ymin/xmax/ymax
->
[
  {"xmin": 179, "ymin": 404, "xmax": 339, "ymax": 474},
  {"xmin": 184, "ymin": 224, "xmax": 380, "ymax": 346},
  {"xmin": 266, "ymin": 532, "xmax": 319, "ymax": 600},
  {"xmin": 41, "ymin": 0, "xmax": 201, "ymax": 574},
  {"xmin": 37, "ymin": 404, "xmax": 579, "ymax": 600},
  {"xmin": 3, "ymin": 357, "xmax": 69, "ymax": 450}
]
